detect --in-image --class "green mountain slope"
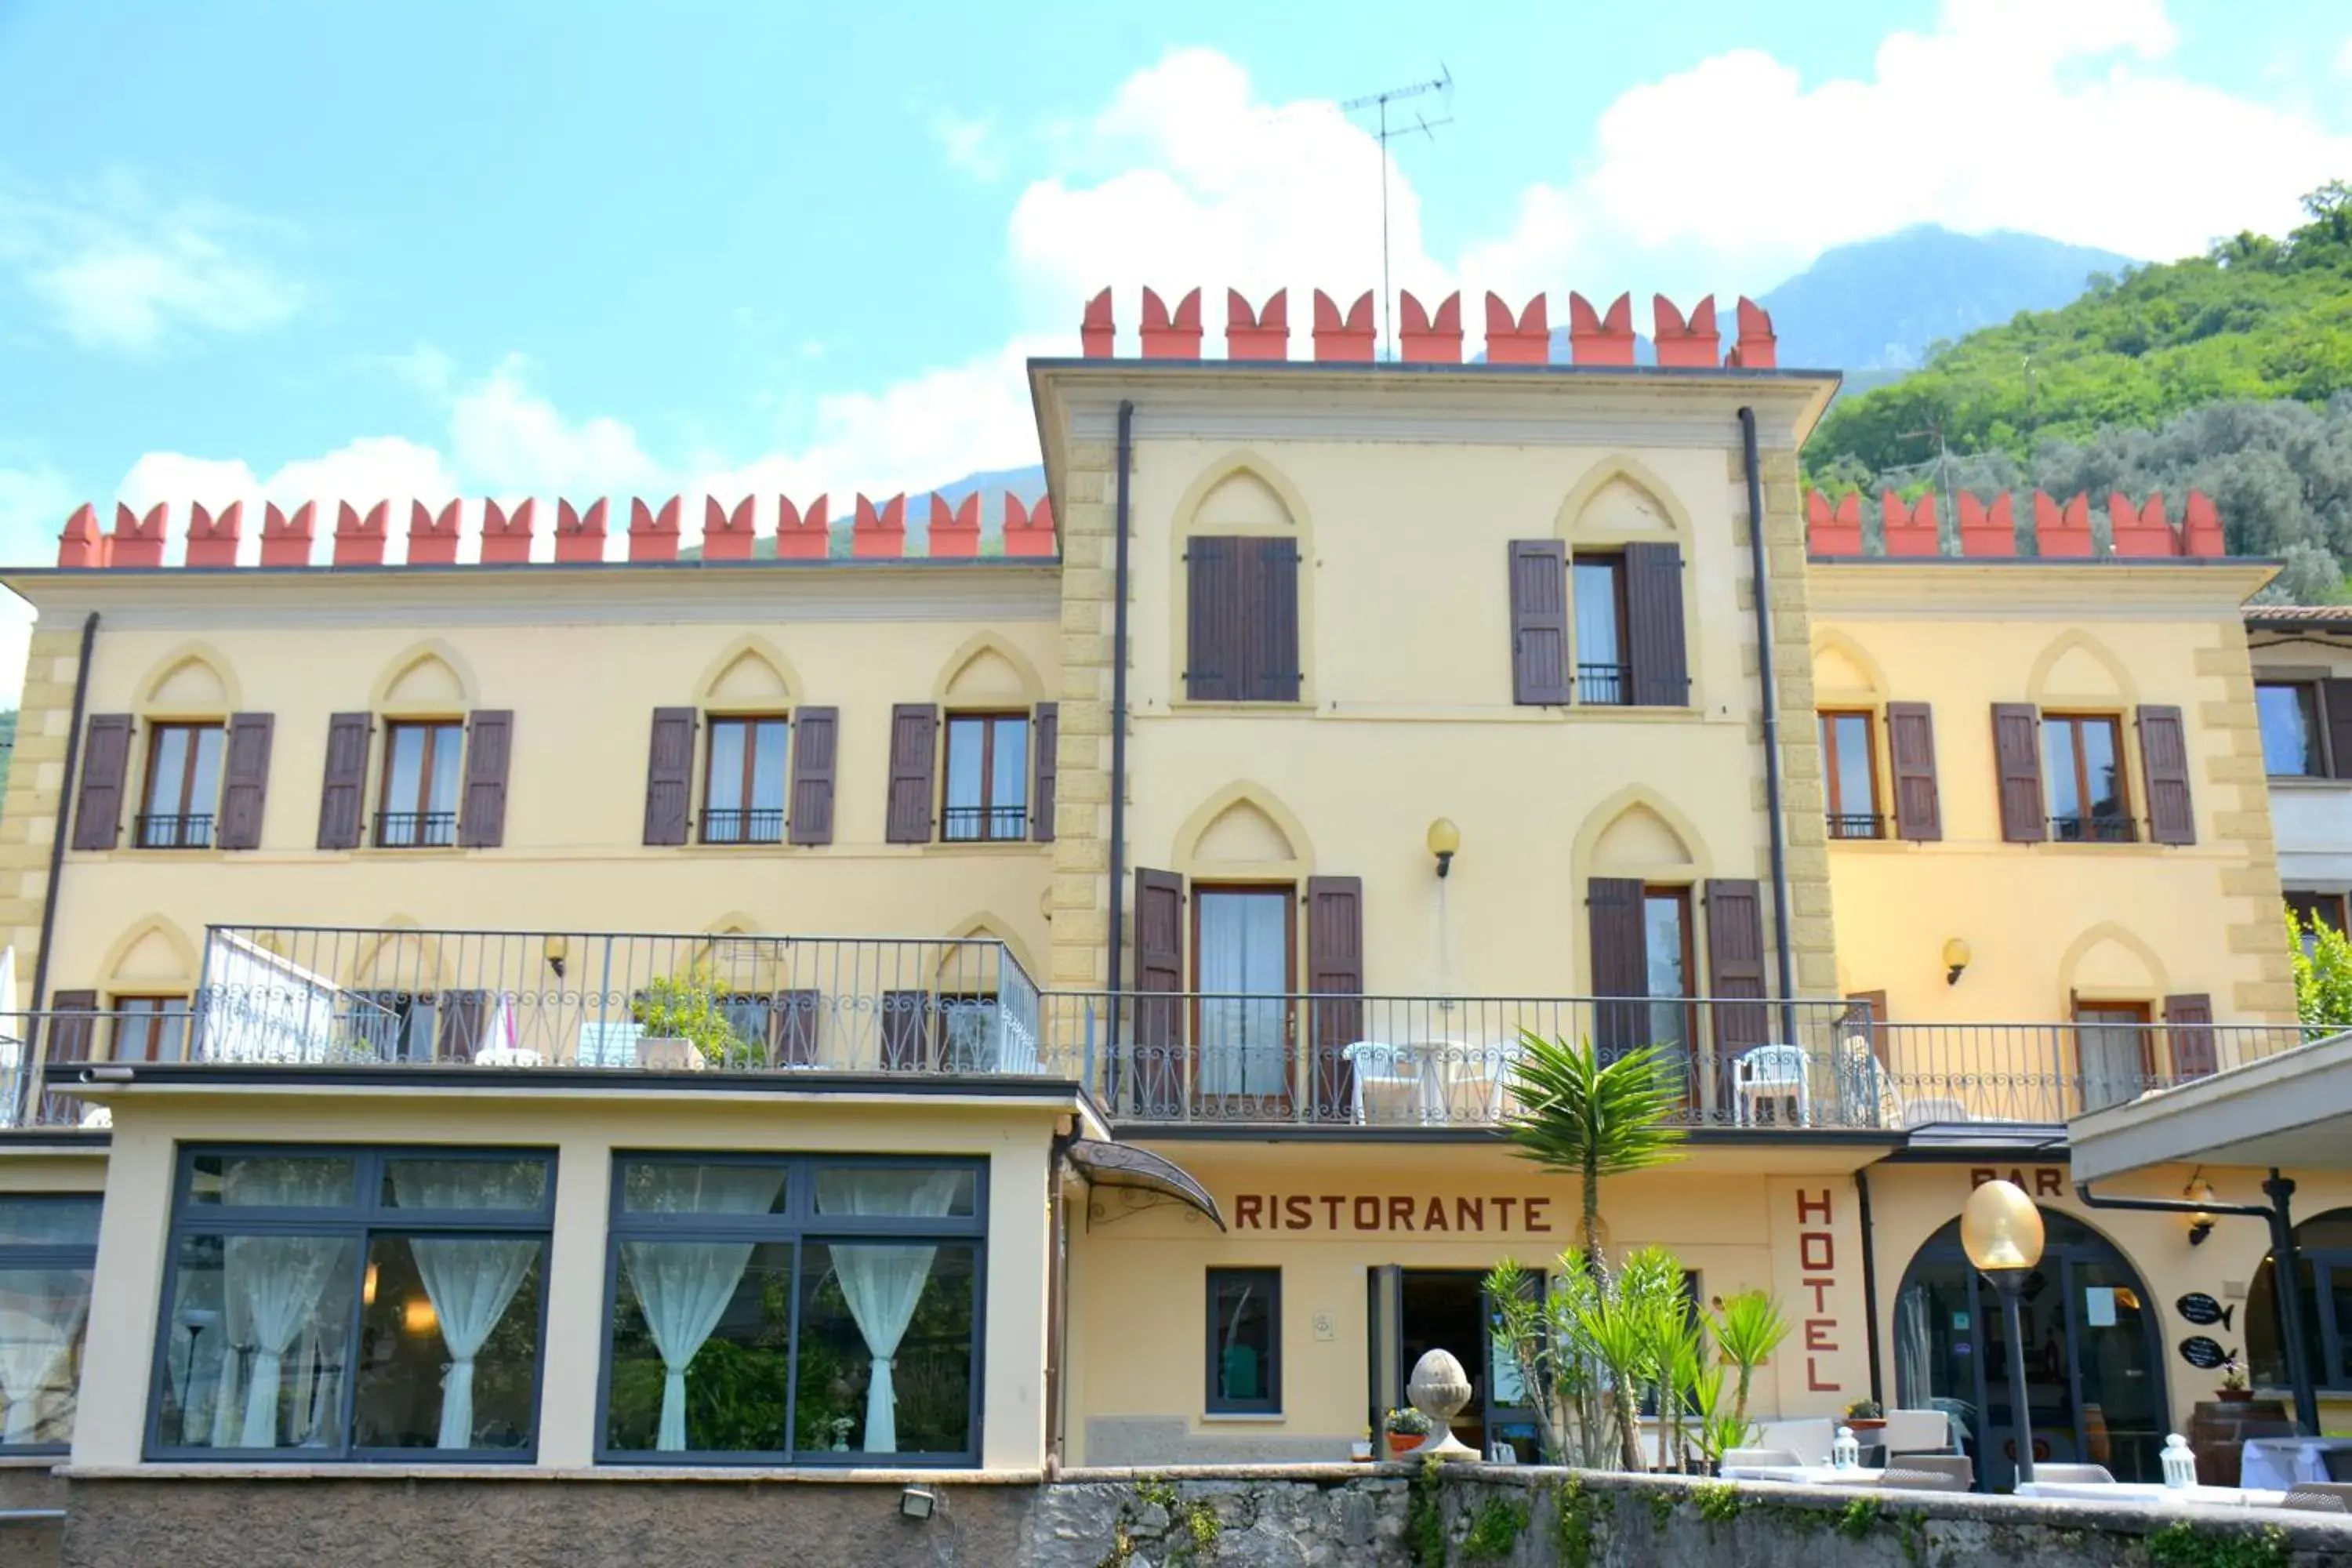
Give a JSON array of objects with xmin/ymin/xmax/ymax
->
[{"xmin": 1806, "ymin": 183, "xmax": 2352, "ymax": 479}]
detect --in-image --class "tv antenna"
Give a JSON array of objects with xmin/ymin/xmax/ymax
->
[{"xmin": 1343, "ymin": 66, "xmax": 1454, "ymax": 360}]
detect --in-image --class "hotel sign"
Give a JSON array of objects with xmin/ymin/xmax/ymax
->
[{"xmin": 1232, "ymin": 1193, "xmax": 1560, "ymax": 1233}]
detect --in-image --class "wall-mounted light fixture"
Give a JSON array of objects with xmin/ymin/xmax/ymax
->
[
  {"xmin": 1942, "ymin": 937, "xmax": 1972, "ymax": 987},
  {"xmin": 899, "ymin": 1487, "xmax": 938, "ymax": 1520},
  {"xmin": 543, "ymin": 934, "xmax": 569, "ymax": 979},
  {"xmin": 2185, "ymin": 1171, "xmax": 2217, "ymax": 1247},
  {"xmin": 1426, "ymin": 818, "xmax": 1461, "ymax": 880}
]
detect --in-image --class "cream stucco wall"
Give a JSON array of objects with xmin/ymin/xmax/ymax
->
[
  {"xmin": 68, "ymin": 1085, "xmax": 1065, "ymax": 1472},
  {"xmin": 1813, "ymin": 564, "xmax": 2293, "ymax": 1033},
  {"xmin": 8, "ymin": 569, "xmax": 1060, "ymax": 1003}
]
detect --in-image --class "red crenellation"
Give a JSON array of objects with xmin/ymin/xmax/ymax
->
[
  {"xmin": 1881, "ymin": 492, "xmax": 1940, "ymax": 556},
  {"xmin": 1140, "ymin": 288, "xmax": 1203, "ymax": 359},
  {"xmin": 1080, "ymin": 288, "xmax": 1116, "ymax": 358},
  {"xmin": 1484, "ymin": 293, "xmax": 1548, "ymax": 365},
  {"xmin": 261, "ymin": 502, "xmax": 316, "ymax": 568},
  {"xmin": 2108, "ymin": 492, "xmax": 2177, "ymax": 558},
  {"xmin": 554, "ymin": 499, "xmax": 608, "ymax": 564},
  {"xmin": 1958, "ymin": 493, "xmax": 2017, "ymax": 557},
  {"xmin": 929, "ymin": 493, "xmax": 982, "ymax": 557},
  {"xmin": 1226, "ymin": 289, "xmax": 1289, "ymax": 360},
  {"xmin": 1568, "ymin": 292, "xmax": 1635, "ymax": 367},
  {"xmin": 777, "ymin": 496, "xmax": 830, "ymax": 560},
  {"xmin": 1806, "ymin": 488, "xmax": 2227, "ymax": 560},
  {"xmin": 1805, "ymin": 491, "xmax": 1863, "ymax": 555},
  {"xmin": 408, "ymin": 501, "xmax": 462, "ymax": 565},
  {"xmin": 1726, "ymin": 298, "xmax": 1777, "ymax": 369},
  {"xmin": 2183, "ymin": 492, "xmax": 2224, "ymax": 557},
  {"xmin": 629, "ymin": 497, "xmax": 682, "ymax": 563},
  {"xmin": 108, "ymin": 502, "xmax": 169, "ymax": 568},
  {"xmin": 1653, "ymin": 296, "xmax": 1720, "ymax": 368},
  {"xmin": 187, "ymin": 501, "xmax": 242, "ymax": 568},
  {"xmin": 852, "ymin": 493, "xmax": 907, "ymax": 558},
  {"xmin": 481, "ymin": 499, "xmax": 534, "ymax": 564},
  {"xmin": 333, "ymin": 501, "xmax": 390, "ymax": 567},
  {"xmin": 2035, "ymin": 492, "xmax": 2094, "ymax": 557},
  {"xmin": 1312, "ymin": 290, "xmax": 1374, "ymax": 362},
  {"xmin": 58, "ymin": 504, "xmax": 107, "ymax": 568},
  {"xmin": 1004, "ymin": 494, "xmax": 1055, "ymax": 557},
  {"xmin": 1399, "ymin": 291, "xmax": 1463, "ymax": 364},
  {"xmin": 703, "ymin": 496, "xmax": 757, "ymax": 561}
]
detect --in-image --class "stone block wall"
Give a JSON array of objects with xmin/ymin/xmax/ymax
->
[{"xmin": 0, "ymin": 623, "xmax": 85, "ymax": 1005}]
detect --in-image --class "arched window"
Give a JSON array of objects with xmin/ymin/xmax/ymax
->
[{"xmin": 2246, "ymin": 1207, "xmax": 2352, "ymax": 1392}]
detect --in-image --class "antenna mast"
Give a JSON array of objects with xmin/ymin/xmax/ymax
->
[{"xmin": 1342, "ymin": 65, "xmax": 1453, "ymax": 360}]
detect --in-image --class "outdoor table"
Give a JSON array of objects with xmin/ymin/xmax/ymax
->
[
  {"xmin": 2241, "ymin": 1436, "xmax": 2352, "ymax": 1490},
  {"xmin": 1717, "ymin": 1464, "xmax": 1884, "ymax": 1485},
  {"xmin": 2014, "ymin": 1481, "xmax": 2288, "ymax": 1508}
]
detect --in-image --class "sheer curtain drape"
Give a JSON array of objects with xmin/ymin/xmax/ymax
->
[
  {"xmin": 1894, "ymin": 1283, "xmax": 1930, "ymax": 1410},
  {"xmin": 1197, "ymin": 894, "xmax": 1286, "ymax": 1097},
  {"xmin": 0, "ymin": 1271, "xmax": 87, "ymax": 1443},
  {"xmin": 619, "ymin": 1165, "xmax": 786, "ymax": 1451},
  {"xmin": 815, "ymin": 1170, "xmax": 963, "ymax": 1454},
  {"xmin": 223, "ymin": 1160, "xmax": 354, "ymax": 1447},
  {"xmin": 390, "ymin": 1161, "xmax": 543, "ymax": 1449}
]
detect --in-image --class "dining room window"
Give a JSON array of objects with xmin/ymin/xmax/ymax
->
[
  {"xmin": 701, "ymin": 715, "xmax": 789, "ymax": 845},
  {"xmin": 0, "ymin": 1194, "xmax": 101, "ymax": 1450},
  {"xmin": 941, "ymin": 713, "xmax": 1028, "ymax": 842},
  {"xmin": 377, "ymin": 721, "xmax": 464, "ymax": 848}
]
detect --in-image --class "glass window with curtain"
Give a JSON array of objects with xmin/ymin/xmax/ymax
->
[
  {"xmin": 0, "ymin": 1194, "xmax": 100, "ymax": 1450},
  {"xmin": 1571, "ymin": 555, "xmax": 1628, "ymax": 705},
  {"xmin": 2042, "ymin": 714, "xmax": 2134, "ymax": 843},
  {"xmin": 138, "ymin": 722, "xmax": 225, "ymax": 848},
  {"xmin": 942, "ymin": 713, "xmax": 1029, "ymax": 841},
  {"xmin": 601, "ymin": 1156, "xmax": 983, "ymax": 1464},
  {"xmin": 702, "ymin": 715, "xmax": 789, "ymax": 844},
  {"xmin": 377, "ymin": 722, "xmax": 465, "ymax": 848},
  {"xmin": 148, "ymin": 1149, "xmax": 552, "ymax": 1461},
  {"xmin": 1193, "ymin": 887, "xmax": 1292, "ymax": 1103},
  {"xmin": 2256, "ymin": 682, "xmax": 2324, "ymax": 777}
]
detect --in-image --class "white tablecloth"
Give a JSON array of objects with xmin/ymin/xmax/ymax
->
[
  {"xmin": 2015, "ymin": 1481, "xmax": 2286, "ymax": 1508},
  {"xmin": 1718, "ymin": 1465, "xmax": 1884, "ymax": 1485},
  {"xmin": 2242, "ymin": 1436, "xmax": 2352, "ymax": 1490}
]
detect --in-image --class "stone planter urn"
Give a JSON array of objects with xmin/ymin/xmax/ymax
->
[{"xmin": 1401, "ymin": 1349, "xmax": 1479, "ymax": 1461}]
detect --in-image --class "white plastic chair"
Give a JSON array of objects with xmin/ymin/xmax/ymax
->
[
  {"xmin": 1754, "ymin": 1417, "xmax": 1835, "ymax": 1466},
  {"xmin": 1448, "ymin": 1036, "xmax": 1523, "ymax": 1123},
  {"xmin": 1733, "ymin": 1044, "xmax": 1812, "ymax": 1127},
  {"xmin": 1879, "ymin": 1408, "xmax": 1950, "ymax": 1456},
  {"xmin": 1344, "ymin": 1041, "xmax": 1447, "ymax": 1125}
]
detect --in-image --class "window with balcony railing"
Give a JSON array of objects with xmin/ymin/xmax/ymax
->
[
  {"xmin": 377, "ymin": 721, "xmax": 463, "ymax": 848},
  {"xmin": 1572, "ymin": 555, "xmax": 1630, "ymax": 707},
  {"xmin": 702, "ymin": 716, "xmax": 788, "ymax": 845},
  {"xmin": 139, "ymin": 722, "xmax": 223, "ymax": 850},
  {"xmin": 2043, "ymin": 714, "xmax": 2134, "ymax": 844},
  {"xmin": 941, "ymin": 713, "xmax": 1027, "ymax": 843},
  {"xmin": 1820, "ymin": 710, "xmax": 1884, "ymax": 840}
]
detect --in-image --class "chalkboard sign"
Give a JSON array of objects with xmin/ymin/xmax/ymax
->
[
  {"xmin": 2176, "ymin": 1293, "xmax": 2232, "ymax": 1328},
  {"xmin": 2179, "ymin": 1335, "xmax": 2227, "ymax": 1370}
]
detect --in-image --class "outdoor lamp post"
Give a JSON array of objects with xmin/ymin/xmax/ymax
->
[{"xmin": 1962, "ymin": 1178, "xmax": 2047, "ymax": 1488}]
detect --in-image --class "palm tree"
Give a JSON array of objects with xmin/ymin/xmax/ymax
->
[{"xmin": 1500, "ymin": 1033, "xmax": 1689, "ymax": 1284}]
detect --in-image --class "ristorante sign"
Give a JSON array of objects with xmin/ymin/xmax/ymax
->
[{"xmin": 1232, "ymin": 1193, "xmax": 1562, "ymax": 1233}]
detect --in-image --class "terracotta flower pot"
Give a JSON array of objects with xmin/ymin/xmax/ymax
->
[{"xmin": 1387, "ymin": 1432, "xmax": 1425, "ymax": 1457}]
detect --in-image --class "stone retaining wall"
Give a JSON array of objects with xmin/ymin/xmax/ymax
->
[{"xmin": 45, "ymin": 1464, "xmax": 2352, "ymax": 1568}]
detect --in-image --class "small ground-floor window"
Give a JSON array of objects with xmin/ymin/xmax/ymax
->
[
  {"xmin": 600, "ymin": 1156, "xmax": 985, "ymax": 1463},
  {"xmin": 1206, "ymin": 1268, "xmax": 1280, "ymax": 1414},
  {"xmin": 0, "ymin": 1193, "xmax": 100, "ymax": 1449},
  {"xmin": 149, "ymin": 1148, "xmax": 554, "ymax": 1460}
]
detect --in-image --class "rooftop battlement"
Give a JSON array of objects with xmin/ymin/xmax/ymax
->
[{"xmin": 1806, "ymin": 489, "xmax": 2231, "ymax": 561}]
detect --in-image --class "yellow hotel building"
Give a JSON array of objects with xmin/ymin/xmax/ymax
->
[{"xmin": 0, "ymin": 288, "xmax": 2343, "ymax": 1521}]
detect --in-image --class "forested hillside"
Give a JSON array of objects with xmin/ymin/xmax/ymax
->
[{"xmin": 1803, "ymin": 183, "xmax": 2352, "ymax": 597}]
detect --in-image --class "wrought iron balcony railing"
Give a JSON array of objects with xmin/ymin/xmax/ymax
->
[
  {"xmin": 698, "ymin": 807, "xmax": 787, "ymax": 845},
  {"xmin": 375, "ymin": 811, "xmax": 458, "ymax": 848},
  {"xmin": 133, "ymin": 812, "xmax": 215, "ymax": 850}
]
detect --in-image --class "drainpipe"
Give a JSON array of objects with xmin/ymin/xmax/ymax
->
[
  {"xmin": 28, "ymin": 612, "xmax": 98, "ymax": 1014},
  {"xmin": 1105, "ymin": 401, "xmax": 1135, "ymax": 1065},
  {"xmin": 1737, "ymin": 409, "xmax": 1798, "ymax": 1031},
  {"xmin": 1856, "ymin": 1165, "xmax": 1886, "ymax": 1408},
  {"xmin": 2076, "ymin": 1171, "xmax": 2318, "ymax": 1435}
]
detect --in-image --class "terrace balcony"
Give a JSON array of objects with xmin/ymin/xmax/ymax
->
[{"xmin": 0, "ymin": 925, "xmax": 2314, "ymax": 1137}]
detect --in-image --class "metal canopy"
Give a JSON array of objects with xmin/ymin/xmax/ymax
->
[{"xmin": 1064, "ymin": 1138, "xmax": 1226, "ymax": 1230}]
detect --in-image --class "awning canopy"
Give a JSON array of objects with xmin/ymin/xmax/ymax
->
[
  {"xmin": 2070, "ymin": 1029, "xmax": 2352, "ymax": 1182},
  {"xmin": 1064, "ymin": 1138, "xmax": 1226, "ymax": 1230}
]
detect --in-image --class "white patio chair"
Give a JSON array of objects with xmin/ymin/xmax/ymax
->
[
  {"xmin": 1733, "ymin": 1044, "xmax": 1811, "ymax": 1127},
  {"xmin": 1447, "ymin": 1036, "xmax": 1524, "ymax": 1123},
  {"xmin": 1902, "ymin": 1096, "xmax": 1973, "ymax": 1128},
  {"xmin": 1879, "ymin": 1408, "xmax": 1949, "ymax": 1456},
  {"xmin": 1343, "ymin": 1041, "xmax": 1445, "ymax": 1125},
  {"xmin": 1755, "ymin": 1417, "xmax": 1834, "ymax": 1466}
]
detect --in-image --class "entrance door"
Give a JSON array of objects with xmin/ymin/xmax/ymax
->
[
  {"xmin": 1893, "ymin": 1207, "xmax": 2166, "ymax": 1490},
  {"xmin": 1365, "ymin": 1269, "xmax": 1543, "ymax": 1460},
  {"xmin": 1192, "ymin": 887, "xmax": 1294, "ymax": 1112}
]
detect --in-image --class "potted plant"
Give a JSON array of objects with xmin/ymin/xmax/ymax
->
[
  {"xmin": 1844, "ymin": 1398, "xmax": 1886, "ymax": 1432},
  {"xmin": 1385, "ymin": 1406, "xmax": 1433, "ymax": 1457},
  {"xmin": 2217, "ymin": 1357, "xmax": 2252, "ymax": 1403},
  {"xmin": 630, "ymin": 975, "xmax": 750, "ymax": 1069}
]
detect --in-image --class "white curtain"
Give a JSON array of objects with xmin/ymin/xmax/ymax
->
[
  {"xmin": 1895, "ymin": 1283, "xmax": 1931, "ymax": 1410},
  {"xmin": 619, "ymin": 1164, "xmax": 786, "ymax": 1451},
  {"xmin": 1196, "ymin": 895, "xmax": 1287, "ymax": 1097},
  {"xmin": 0, "ymin": 1270, "xmax": 89, "ymax": 1444},
  {"xmin": 390, "ymin": 1160, "xmax": 544, "ymax": 1450},
  {"xmin": 816, "ymin": 1169, "xmax": 963, "ymax": 1454},
  {"xmin": 220, "ymin": 1158, "xmax": 354, "ymax": 1448}
]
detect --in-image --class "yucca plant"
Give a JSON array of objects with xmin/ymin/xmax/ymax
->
[
  {"xmin": 1709, "ymin": 1289, "xmax": 1792, "ymax": 1438},
  {"xmin": 1501, "ymin": 1033, "xmax": 1690, "ymax": 1283}
]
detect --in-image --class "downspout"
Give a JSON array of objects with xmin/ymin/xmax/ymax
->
[
  {"xmin": 28, "ymin": 612, "xmax": 98, "ymax": 1014},
  {"xmin": 1856, "ymin": 1165, "xmax": 1885, "ymax": 1408},
  {"xmin": 1045, "ymin": 1137, "xmax": 1069, "ymax": 1474},
  {"xmin": 1105, "ymin": 401, "xmax": 1135, "ymax": 1059},
  {"xmin": 2077, "ymin": 1172, "xmax": 2318, "ymax": 1435},
  {"xmin": 1737, "ymin": 408, "xmax": 1798, "ymax": 1029}
]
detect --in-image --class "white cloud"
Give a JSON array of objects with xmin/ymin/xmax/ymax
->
[
  {"xmin": 446, "ymin": 357, "xmax": 665, "ymax": 498},
  {"xmin": 931, "ymin": 111, "xmax": 1006, "ymax": 181},
  {"xmin": 0, "ymin": 176, "xmax": 302, "ymax": 354}
]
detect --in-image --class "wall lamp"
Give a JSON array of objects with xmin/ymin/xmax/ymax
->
[
  {"xmin": 2186, "ymin": 1171, "xmax": 2217, "ymax": 1247},
  {"xmin": 1942, "ymin": 937, "xmax": 1971, "ymax": 986},
  {"xmin": 899, "ymin": 1487, "xmax": 938, "ymax": 1520},
  {"xmin": 1426, "ymin": 818, "xmax": 1461, "ymax": 880},
  {"xmin": 543, "ymin": 934, "xmax": 568, "ymax": 979}
]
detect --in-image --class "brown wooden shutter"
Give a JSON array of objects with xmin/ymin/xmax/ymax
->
[
  {"xmin": 775, "ymin": 989, "xmax": 822, "ymax": 1067},
  {"xmin": 316, "ymin": 712, "xmax": 373, "ymax": 850},
  {"xmin": 1991, "ymin": 703, "xmax": 2046, "ymax": 843},
  {"xmin": 1623, "ymin": 542, "xmax": 1690, "ymax": 707},
  {"xmin": 436, "ymin": 990, "xmax": 486, "ymax": 1063},
  {"xmin": 1030, "ymin": 703, "xmax": 1058, "ymax": 843},
  {"xmin": 1305, "ymin": 876, "xmax": 1364, "ymax": 1123},
  {"xmin": 1244, "ymin": 536, "xmax": 1301, "ymax": 702},
  {"xmin": 35, "ymin": 991, "xmax": 98, "ymax": 1127},
  {"xmin": 642, "ymin": 707, "xmax": 696, "ymax": 847},
  {"xmin": 216, "ymin": 713, "xmax": 274, "ymax": 851},
  {"xmin": 1704, "ymin": 881, "xmax": 1770, "ymax": 1076},
  {"xmin": 1508, "ymin": 540, "xmax": 1572, "ymax": 706},
  {"xmin": 1846, "ymin": 989, "xmax": 1890, "ymax": 1068},
  {"xmin": 458, "ymin": 710, "xmax": 514, "ymax": 848},
  {"xmin": 2325, "ymin": 680, "xmax": 2352, "ymax": 779},
  {"xmin": 1588, "ymin": 877, "xmax": 1648, "ymax": 1058},
  {"xmin": 2137, "ymin": 704, "xmax": 2195, "ymax": 845},
  {"xmin": 1884, "ymin": 701, "xmax": 1942, "ymax": 842},
  {"xmin": 885, "ymin": 702, "xmax": 939, "ymax": 844},
  {"xmin": 1185, "ymin": 536, "xmax": 1241, "ymax": 701},
  {"xmin": 1134, "ymin": 868, "xmax": 1185, "ymax": 1116},
  {"xmin": 69, "ymin": 715, "xmax": 132, "ymax": 851},
  {"xmin": 787, "ymin": 706, "xmax": 839, "ymax": 845},
  {"xmin": 880, "ymin": 990, "xmax": 931, "ymax": 1072},
  {"xmin": 2163, "ymin": 992, "xmax": 2217, "ymax": 1081}
]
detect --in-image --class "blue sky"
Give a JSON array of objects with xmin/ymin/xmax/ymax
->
[{"xmin": 1, "ymin": 0, "xmax": 2349, "ymax": 691}]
